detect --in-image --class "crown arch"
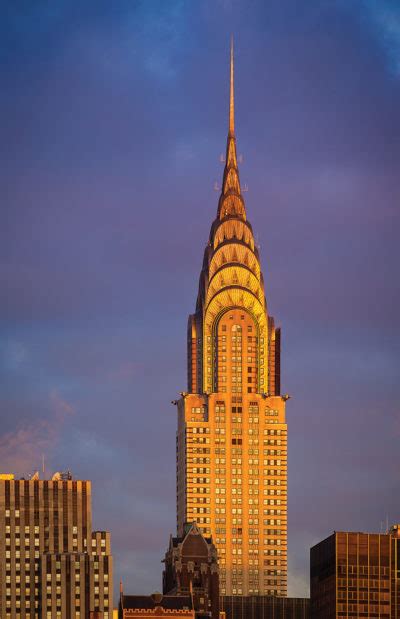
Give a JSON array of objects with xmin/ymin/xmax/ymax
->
[
  {"xmin": 212, "ymin": 309, "xmax": 261, "ymax": 395},
  {"xmin": 203, "ymin": 293, "xmax": 268, "ymax": 393}
]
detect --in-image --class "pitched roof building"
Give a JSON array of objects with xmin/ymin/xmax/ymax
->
[
  {"xmin": 163, "ymin": 522, "xmax": 219, "ymax": 619},
  {"xmin": 119, "ymin": 523, "xmax": 220, "ymax": 619}
]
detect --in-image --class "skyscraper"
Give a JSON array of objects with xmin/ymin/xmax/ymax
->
[
  {"xmin": 176, "ymin": 42, "xmax": 288, "ymax": 597},
  {"xmin": 0, "ymin": 473, "xmax": 113, "ymax": 619}
]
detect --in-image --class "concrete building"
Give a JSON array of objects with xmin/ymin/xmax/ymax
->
[
  {"xmin": 175, "ymin": 41, "xmax": 288, "ymax": 596},
  {"xmin": 0, "ymin": 473, "xmax": 113, "ymax": 618},
  {"xmin": 310, "ymin": 526, "xmax": 400, "ymax": 618}
]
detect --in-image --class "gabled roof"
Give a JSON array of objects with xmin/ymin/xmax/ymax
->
[
  {"xmin": 180, "ymin": 522, "xmax": 210, "ymax": 556},
  {"xmin": 171, "ymin": 522, "xmax": 213, "ymax": 548}
]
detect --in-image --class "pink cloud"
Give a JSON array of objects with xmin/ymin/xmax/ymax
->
[{"xmin": 0, "ymin": 390, "xmax": 75, "ymax": 478}]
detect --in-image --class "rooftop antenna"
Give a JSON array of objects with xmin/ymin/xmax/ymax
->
[{"xmin": 42, "ymin": 454, "xmax": 45, "ymax": 479}]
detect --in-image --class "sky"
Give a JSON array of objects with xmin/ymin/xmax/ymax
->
[{"xmin": 1, "ymin": 0, "xmax": 400, "ymax": 602}]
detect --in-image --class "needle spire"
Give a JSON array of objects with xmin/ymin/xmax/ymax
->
[
  {"xmin": 229, "ymin": 36, "xmax": 235, "ymax": 135},
  {"xmin": 216, "ymin": 37, "xmax": 246, "ymax": 220}
]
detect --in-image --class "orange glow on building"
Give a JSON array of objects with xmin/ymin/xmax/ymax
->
[{"xmin": 175, "ymin": 41, "xmax": 288, "ymax": 597}]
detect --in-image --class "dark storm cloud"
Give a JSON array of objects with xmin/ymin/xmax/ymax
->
[{"xmin": 1, "ymin": 0, "xmax": 399, "ymax": 601}]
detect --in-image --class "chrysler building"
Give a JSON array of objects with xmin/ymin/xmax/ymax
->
[{"xmin": 176, "ymin": 41, "xmax": 288, "ymax": 597}]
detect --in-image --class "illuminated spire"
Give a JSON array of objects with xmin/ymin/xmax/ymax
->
[
  {"xmin": 217, "ymin": 36, "xmax": 246, "ymax": 220},
  {"xmin": 229, "ymin": 36, "xmax": 235, "ymax": 136}
]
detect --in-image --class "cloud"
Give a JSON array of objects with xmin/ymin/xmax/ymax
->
[
  {"xmin": 107, "ymin": 361, "xmax": 142, "ymax": 382},
  {"xmin": 0, "ymin": 390, "xmax": 75, "ymax": 477}
]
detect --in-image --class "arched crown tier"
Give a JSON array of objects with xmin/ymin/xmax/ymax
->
[
  {"xmin": 206, "ymin": 268, "xmax": 265, "ymax": 309},
  {"xmin": 208, "ymin": 242, "xmax": 261, "ymax": 281}
]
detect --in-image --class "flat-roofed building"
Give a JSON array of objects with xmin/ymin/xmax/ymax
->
[
  {"xmin": 220, "ymin": 595, "xmax": 309, "ymax": 619},
  {"xmin": 119, "ymin": 592, "xmax": 195, "ymax": 619},
  {"xmin": 310, "ymin": 526, "xmax": 400, "ymax": 618},
  {"xmin": 0, "ymin": 473, "xmax": 113, "ymax": 619}
]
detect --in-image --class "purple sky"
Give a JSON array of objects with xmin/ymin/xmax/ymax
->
[{"xmin": 1, "ymin": 0, "xmax": 400, "ymax": 602}]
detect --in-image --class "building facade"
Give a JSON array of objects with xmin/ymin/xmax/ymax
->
[
  {"xmin": 119, "ymin": 592, "xmax": 194, "ymax": 619},
  {"xmin": 310, "ymin": 526, "xmax": 400, "ymax": 618},
  {"xmin": 0, "ymin": 473, "xmax": 113, "ymax": 619},
  {"xmin": 163, "ymin": 522, "xmax": 220, "ymax": 619},
  {"xmin": 175, "ymin": 42, "xmax": 288, "ymax": 596},
  {"xmin": 220, "ymin": 595, "xmax": 309, "ymax": 619}
]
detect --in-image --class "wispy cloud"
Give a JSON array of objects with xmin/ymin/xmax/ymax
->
[
  {"xmin": 107, "ymin": 361, "xmax": 141, "ymax": 382},
  {"xmin": 0, "ymin": 390, "xmax": 75, "ymax": 477}
]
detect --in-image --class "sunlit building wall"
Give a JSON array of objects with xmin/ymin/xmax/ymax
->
[{"xmin": 175, "ymin": 43, "xmax": 288, "ymax": 597}]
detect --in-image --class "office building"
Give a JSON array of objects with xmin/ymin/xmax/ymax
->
[
  {"xmin": 175, "ymin": 42, "xmax": 288, "ymax": 596},
  {"xmin": 0, "ymin": 473, "xmax": 113, "ymax": 619},
  {"xmin": 310, "ymin": 526, "xmax": 400, "ymax": 618}
]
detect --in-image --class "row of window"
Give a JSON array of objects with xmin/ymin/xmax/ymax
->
[
  {"xmin": 338, "ymin": 565, "xmax": 389, "ymax": 575},
  {"xmin": 338, "ymin": 578, "xmax": 389, "ymax": 587}
]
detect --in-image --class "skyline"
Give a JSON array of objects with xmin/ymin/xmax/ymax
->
[{"xmin": 1, "ymin": 0, "xmax": 400, "ymax": 600}]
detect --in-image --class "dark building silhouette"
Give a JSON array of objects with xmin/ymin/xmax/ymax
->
[
  {"xmin": 310, "ymin": 526, "xmax": 400, "ymax": 618},
  {"xmin": 120, "ymin": 523, "xmax": 220, "ymax": 619},
  {"xmin": 119, "ymin": 592, "xmax": 194, "ymax": 618},
  {"xmin": 220, "ymin": 595, "xmax": 309, "ymax": 619},
  {"xmin": 163, "ymin": 522, "xmax": 220, "ymax": 619}
]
